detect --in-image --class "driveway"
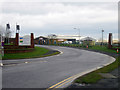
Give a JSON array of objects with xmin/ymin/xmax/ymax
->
[{"xmin": 2, "ymin": 45, "xmax": 115, "ymax": 88}]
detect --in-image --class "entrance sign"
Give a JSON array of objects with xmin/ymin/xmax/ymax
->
[
  {"xmin": 19, "ymin": 35, "xmax": 31, "ymax": 46},
  {"xmin": 2, "ymin": 42, "xmax": 4, "ymax": 46}
]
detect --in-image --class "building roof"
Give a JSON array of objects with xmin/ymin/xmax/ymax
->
[
  {"xmin": 35, "ymin": 36, "xmax": 48, "ymax": 40},
  {"xmin": 81, "ymin": 37, "xmax": 96, "ymax": 41}
]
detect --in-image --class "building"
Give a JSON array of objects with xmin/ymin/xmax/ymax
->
[
  {"xmin": 81, "ymin": 37, "xmax": 96, "ymax": 46},
  {"xmin": 34, "ymin": 35, "xmax": 77, "ymax": 45}
]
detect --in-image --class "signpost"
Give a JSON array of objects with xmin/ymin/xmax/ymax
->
[
  {"xmin": 16, "ymin": 24, "xmax": 20, "ymax": 33},
  {"xmin": 2, "ymin": 42, "xmax": 4, "ymax": 46},
  {"xmin": 19, "ymin": 35, "xmax": 31, "ymax": 46}
]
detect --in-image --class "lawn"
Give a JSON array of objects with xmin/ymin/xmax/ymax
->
[
  {"xmin": 73, "ymin": 45, "xmax": 119, "ymax": 84},
  {"xmin": 75, "ymin": 56, "xmax": 119, "ymax": 84},
  {"xmin": 2, "ymin": 47, "xmax": 50, "ymax": 60},
  {"xmin": 88, "ymin": 46, "xmax": 119, "ymax": 54},
  {"xmin": 57, "ymin": 44, "xmax": 119, "ymax": 54}
]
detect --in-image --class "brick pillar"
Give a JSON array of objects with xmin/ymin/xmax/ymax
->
[
  {"xmin": 15, "ymin": 33, "xmax": 19, "ymax": 46},
  {"xmin": 108, "ymin": 33, "xmax": 112, "ymax": 48},
  {"xmin": 31, "ymin": 33, "xmax": 34, "ymax": 48}
]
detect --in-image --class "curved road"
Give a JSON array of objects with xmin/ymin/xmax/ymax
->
[{"xmin": 2, "ymin": 45, "xmax": 115, "ymax": 88}]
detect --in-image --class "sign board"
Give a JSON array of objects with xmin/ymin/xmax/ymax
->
[
  {"xmin": 58, "ymin": 39, "xmax": 64, "ymax": 41},
  {"xmin": 1, "ymin": 42, "xmax": 4, "ymax": 46},
  {"xmin": 19, "ymin": 35, "xmax": 31, "ymax": 46}
]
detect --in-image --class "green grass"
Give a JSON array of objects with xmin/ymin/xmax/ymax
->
[
  {"xmin": 2, "ymin": 47, "xmax": 59, "ymax": 60},
  {"xmin": 57, "ymin": 44, "xmax": 119, "ymax": 54},
  {"xmin": 4, "ymin": 43, "xmax": 14, "ymax": 45},
  {"xmin": 75, "ymin": 56, "xmax": 119, "ymax": 84},
  {"xmin": 87, "ymin": 46, "xmax": 119, "ymax": 54},
  {"xmin": 73, "ymin": 45, "xmax": 119, "ymax": 84},
  {"xmin": 52, "ymin": 44, "xmax": 119, "ymax": 84}
]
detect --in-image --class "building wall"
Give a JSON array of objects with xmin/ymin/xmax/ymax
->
[
  {"xmin": 49, "ymin": 39, "xmax": 67, "ymax": 44},
  {"xmin": 34, "ymin": 36, "xmax": 76, "ymax": 45},
  {"xmin": 82, "ymin": 41, "xmax": 95, "ymax": 46}
]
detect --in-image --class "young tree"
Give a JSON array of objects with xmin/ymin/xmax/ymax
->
[{"xmin": 0, "ymin": 25, "xmax": 5, "ymax": 42}]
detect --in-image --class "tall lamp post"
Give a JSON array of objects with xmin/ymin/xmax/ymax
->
[
  {"xmin": 74, "ymin": 27, "xmax": 80, "ymax": 46},
  {"xmin": 102, "ymin": 30, "xmax": 104, "ymax": 46}
]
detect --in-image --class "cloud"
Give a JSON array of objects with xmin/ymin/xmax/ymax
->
[{"xmin": 0, "ymin": 2, "xmax": 118, "ymax": 39}]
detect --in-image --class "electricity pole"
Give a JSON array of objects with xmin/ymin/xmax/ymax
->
[
  {"xmin": 102, "ymin": 30, "xmax": 104, "ymax": 46},
  {"xmin": 74, "ymin": 27, "xmax": 80, "ymax": 46}
]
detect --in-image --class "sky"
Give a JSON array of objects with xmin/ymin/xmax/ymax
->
[{"xmin": 0, "ymin": 0, "xmax": 119, "ymax": 40}]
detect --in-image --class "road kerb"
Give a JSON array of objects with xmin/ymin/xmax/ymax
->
[{"xmin": 46, "ymin": 56, "xmax": 115, "ymax": 89}]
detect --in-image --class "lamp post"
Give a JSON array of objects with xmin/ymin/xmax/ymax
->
[
  {"xmin": 74, "ymin": 27, "xmax": 80, "ymax": 46},
  {"xmin": 102, "ymin": 30, "xmax": 104, "ymax": 46}
]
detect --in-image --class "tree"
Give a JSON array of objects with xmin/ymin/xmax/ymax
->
[
  {"xmin": 0, "ymin": 25, "xmax": 5, "ymax": 42},
  {"xmin": 0, "ymin": 25, "xmax": 12, "ymax": 43}
]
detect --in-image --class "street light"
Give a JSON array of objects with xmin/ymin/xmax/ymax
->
[
  {"xmin": 74, "ymin": 27, "xmax": 80, "ymax": 46},
  {"xmin": 102, "ymin": 30, "xmax": 104, "ymax": 46}
]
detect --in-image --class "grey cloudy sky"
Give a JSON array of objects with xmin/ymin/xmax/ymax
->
[{"xmin": 0, "ymin": 0, "xmax": 119, "ymax": 40}]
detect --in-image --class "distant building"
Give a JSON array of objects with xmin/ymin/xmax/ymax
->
[
  {"xmin": 34, "ymin": 36, "xmax": 48, "ymax": 44},
  {"xmin": 34, "ymin": 35, "xmax": 77, "ymax": 45},
  {"xmin": 81, "ymin": 37, "xmax": 96, "ymax": 46}
]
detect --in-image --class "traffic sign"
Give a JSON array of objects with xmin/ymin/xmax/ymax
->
[{"xmin": 2, "ymin": 42, "xmax": 4, "ymax": 46}]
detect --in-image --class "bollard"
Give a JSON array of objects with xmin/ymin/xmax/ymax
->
[
  {"xmin": 86, "ymin": 45, "xmax": 88, "ymax": 48},
  {"xmin": 117, "ymin": 48, "xmax": 119, "ymax": 53}
]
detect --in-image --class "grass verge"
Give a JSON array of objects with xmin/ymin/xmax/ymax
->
[
  {"xmin": 2, "ymin": 47, "xmax": 60, "ymax": 60},
  {"xmin": 87, "ymin": 46, "xmax": 119, "ymax": 54},
  {"xmin": 74, "ymin": 46, "xmax": 119, "ymax": 84},
  {"xmin": 52, "ymin": 44, "xmax": 119, "ymax": 84},
  {"xmin": 75, "ymin": 56, "xmax": 119, "ymax": 84}
]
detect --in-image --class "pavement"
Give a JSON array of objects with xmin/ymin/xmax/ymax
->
[{"xmin": 2, "ymin": 45, "xmax": 116, "ymax": 89}]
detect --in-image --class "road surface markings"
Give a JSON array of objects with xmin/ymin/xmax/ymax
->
[
  {"xmin": 54, "ymin": 49, "xmax": 63, "ymax": 56},
  {"xmin": 46, "ymin": 73, "xmax": 83, "ymax": 90},
  {"xmin": 0, "ymin": 63, "xmax": 3, "ymax": 66},
  {"xmin": 2, "ymin": 60, "xmax": 48, "ymax": 67},
  {"xmin": 46, "ymin": 60, "xmax": 115, "ymax": 90}
]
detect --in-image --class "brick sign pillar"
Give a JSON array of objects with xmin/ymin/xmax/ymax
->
[
  {"xmin": 31, "ymin": 33, "xmax": 34, "ymax": 48},
  {"xmin": 15, "ymin": 33, "xmax": 19, "ymax": 46},
  {"xmin": 108, "ymin": 33, "xmax": 112, "ymax": 48}
]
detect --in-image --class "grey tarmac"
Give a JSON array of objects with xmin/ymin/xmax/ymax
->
[{"xmin": 2, "ymin": 45, "xmax": 115, "ymax": 88}]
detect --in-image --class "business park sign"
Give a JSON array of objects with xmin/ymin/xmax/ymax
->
[{"xmin": 19, "ymin": 35, "xmax": 31, "ymax": 46}]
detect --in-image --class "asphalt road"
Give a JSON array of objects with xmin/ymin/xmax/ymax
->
[{"xmin": 2, "ymin": 45, "xmax": 115, "ymax": 88}]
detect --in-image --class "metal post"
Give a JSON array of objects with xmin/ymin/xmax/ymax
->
[
  {"xmin": 16, "ymin": 23, "xmax": 17, "ymax": 33},
  {"xmin": 74, "ymin": 27, "xmax": 80, "ymax": 47},
  {"xmin": 0, "ymin": 34, "xmax": 2, "ymax": 45},
  {"xmin": 78, "ymin": 29, "xmax": 80, "ymax": 46},
  {"xmin": 8, "ymin": 33, "xmax": 9, "ymax": 44}
]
